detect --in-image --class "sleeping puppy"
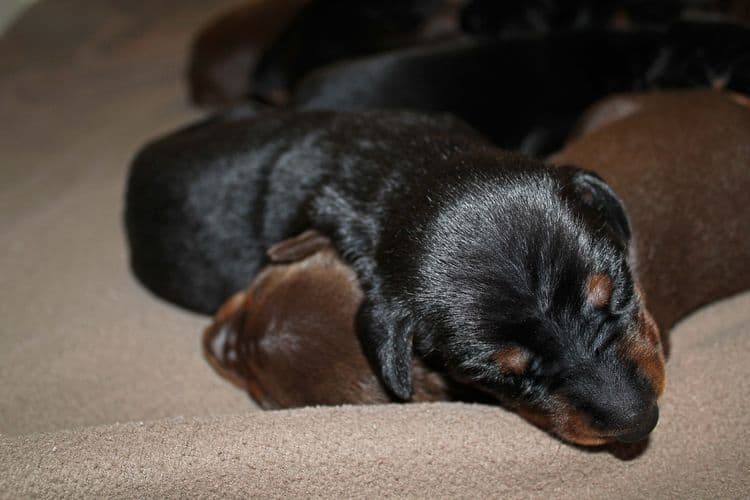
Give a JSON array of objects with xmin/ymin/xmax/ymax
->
[
  {"xmin": 293, "ymin": 31, "xmax": 657, "ymax": 154},
  {"xmin": 250, "ymin": 0, "xmax": 463, "ymax": 105},
  {"xmin": 550, "ymin": 89, "xmax": 750, "ymax": 342},
  {"xmin": 294, "ymin": 22, "xmax": 750, "ymax": 155},
  {"xmin": 126, "ymin": 109, "xmax": 664, "ymax": 445},
  {"xmin": 199, "ymin": 92, "xmax": 749, "ymax": 440},
  {"xmin": 203, "ymin": 230, "xmax": 449, "ymax": 408}
]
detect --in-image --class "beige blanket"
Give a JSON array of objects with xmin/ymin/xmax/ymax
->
[{"xmin": 1, "ymin": 1, "xmax": 748, "ymax": 497}]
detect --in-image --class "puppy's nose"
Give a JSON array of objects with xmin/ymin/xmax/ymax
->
[{"xmin": 614, "ymin": 404, "xmax": 659, "ymax": 443}]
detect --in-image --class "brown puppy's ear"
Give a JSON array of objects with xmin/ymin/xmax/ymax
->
[
  {"xmin": 202, "ymin": 291, "xmax": 249, "ymax": 389},
  {"xmin": 266, "ymin": 230, "xmax": 332, "ymax": 262}
]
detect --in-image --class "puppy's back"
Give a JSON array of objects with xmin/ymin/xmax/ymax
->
[{"xmin": 125, "ymin": 109, "xmax": 486, "ymax": 314}]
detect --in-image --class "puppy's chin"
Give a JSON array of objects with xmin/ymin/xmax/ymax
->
[{"xmin": 516, "ymin": 402, "xmax": 617, "ymax": 447}]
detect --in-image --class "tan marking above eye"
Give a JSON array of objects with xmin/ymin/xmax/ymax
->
[
  {"xmin": 495, "ymin": 346, "xmax": 531, "ymax": 375},
  {"xmin": 585, "ymin": 273, "xmax": 613, "ymax": 309}
]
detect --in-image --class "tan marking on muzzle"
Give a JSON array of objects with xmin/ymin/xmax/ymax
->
[
  {"xmin": 517, "ymin": 399, "xmax": 610, "ymax": 446},
  {"xmin": 621, "ymin": 307, "xmax": 666, "ymax": 397}
]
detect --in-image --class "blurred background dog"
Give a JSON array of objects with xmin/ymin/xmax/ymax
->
[{"xmin": 190, "ymin": 0, "xmax": 749, "ymax": 155}]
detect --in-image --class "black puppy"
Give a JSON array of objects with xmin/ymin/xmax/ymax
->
[
  {"xmin": 126, "ymin": 109, "xmax": 665, "ymax": 445},
  {"xmin": 251, "ymin": 0, "xmax": 462, "ymax": 105},
  {"xmin": 294, "ymin": 22, "xmax": 750, "ymax": 155}
]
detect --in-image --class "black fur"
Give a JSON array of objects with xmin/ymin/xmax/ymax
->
[
  {"xmin": 460, "ymin": 0, "xmax": 723, "ymax": 35},
  {"xmin": 251, "ymin": 0, "xmax": 454, "ymax": 104},
  {"xmin": 293, "ymin": 22, "xmax": 750, "ymax": 155},
  {"xmin": 126, "ymin": 109, "xmax": 658, "ymax": 438}
]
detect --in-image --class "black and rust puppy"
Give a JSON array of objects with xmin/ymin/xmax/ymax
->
[
  {"xmin": 550, "ymin": 89, "xmax": 750, "ymax": 341},
  {"xmin": 203, "ymin": 230, "xmax": 450, "ymax": 408},
  {"xmin": 250, "ymin": 0, "xmax": 462, "ymax": 105},
  {"xmin": 191, "ymin": 0, "xmax": 744, "ymax": 112},
  {"xmin": 294, "ymin": 21, "xmax": 750, "ymax": 155},
  {"xmin": 126, "ymin": 108, "xmax": 664, "ymax": 445},
  {"xmin": 188, "ymin": 0, "xmax": 462, "ymax": 108}
]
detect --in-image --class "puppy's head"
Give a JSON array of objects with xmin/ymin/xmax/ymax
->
[
  {"xmin": 202, "ymin": 230, "xmax": 348, "ymax": 408},
  {"xmin": 204, "ymin": 231, "xmax": 452, "ymax": 407},
  {"xmin": 374, "ymin": 162, "xmax": 665, "ymax": 445}
]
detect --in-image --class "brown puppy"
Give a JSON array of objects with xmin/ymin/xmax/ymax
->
[
  {"xmin": 551, "ymin": 89, "xmax": 750, "ymax": 349},
  {"xmin": 203, "ymin": 231, "xmax": 449, "ymax": 409}
]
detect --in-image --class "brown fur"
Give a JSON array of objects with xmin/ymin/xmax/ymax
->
[
  {"xmin": 517, "ymin": 399, "xmax": 608, "ymax": 446},
  {"xmin": 622, "ymin": 307, "xmax": 666, "ymax": 398},
  {"xmin": 203, "ymin": 236, "xmax": 448, "ymax": 408}
]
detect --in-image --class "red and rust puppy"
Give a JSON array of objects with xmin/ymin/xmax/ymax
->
[{"xmin": 203, "ymin": 231, "xmax": 449, "ymax": 409}]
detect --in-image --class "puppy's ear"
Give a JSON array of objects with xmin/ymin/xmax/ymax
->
[
  {"xmin": 266, "ymin": 230, "xmax": 332, "ymax": 262},
  {"xmin": 357, "ymin": 300, "xmax": 414, "ymax": 401},
  {"xmin": 202, "ymin": 291, "xmax": 248, "ymax": 389},
  {"xmin": 559, "ymin": 166, "xmax": 632, "ymax": 246}
]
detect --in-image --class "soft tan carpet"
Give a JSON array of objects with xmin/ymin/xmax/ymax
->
[
  {"xmin": 1, "ymin": 1, "xmax": 748, "ymax": 498},
  {"xmin": 0, "ymin": 0, "xmax": 253, "ymax": 438},
  {"xmin": 2, "ymin": 293, "xmax": 749, "ymax": 498}
]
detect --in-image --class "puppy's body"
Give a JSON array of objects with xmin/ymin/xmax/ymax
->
[
  {"xmin": 251, "ymin": 0, "xmax": 462, "ymax": 105},
  {"xmin": 551, "ymin": 89, "xmax": 750, "ymax": 336},
  {"xmin": 127, "ymin": 109, "xmax": 664, "ymax": 445},
  {"xmin": 199, "ymin": 91, "xmax": 749, "ymax": 426},
  {"xmin": 295, "ymin": 22, "xmax": 750, "ymax": 155},
  {"xmin": 126, "ymin": 110, "xmax": 485, "ymax": 315},
  {"xmin": 203, "ymin": 234, "xmax": 449, "ymax": 408},
  {"xmin": 294, "ymin": 32, "xmax": 657, "ymax": 154}
]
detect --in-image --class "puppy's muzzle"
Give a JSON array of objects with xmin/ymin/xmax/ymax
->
[{"xmin": 613, "ymin": 404, "xmax": 659, "ymax": 443}]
